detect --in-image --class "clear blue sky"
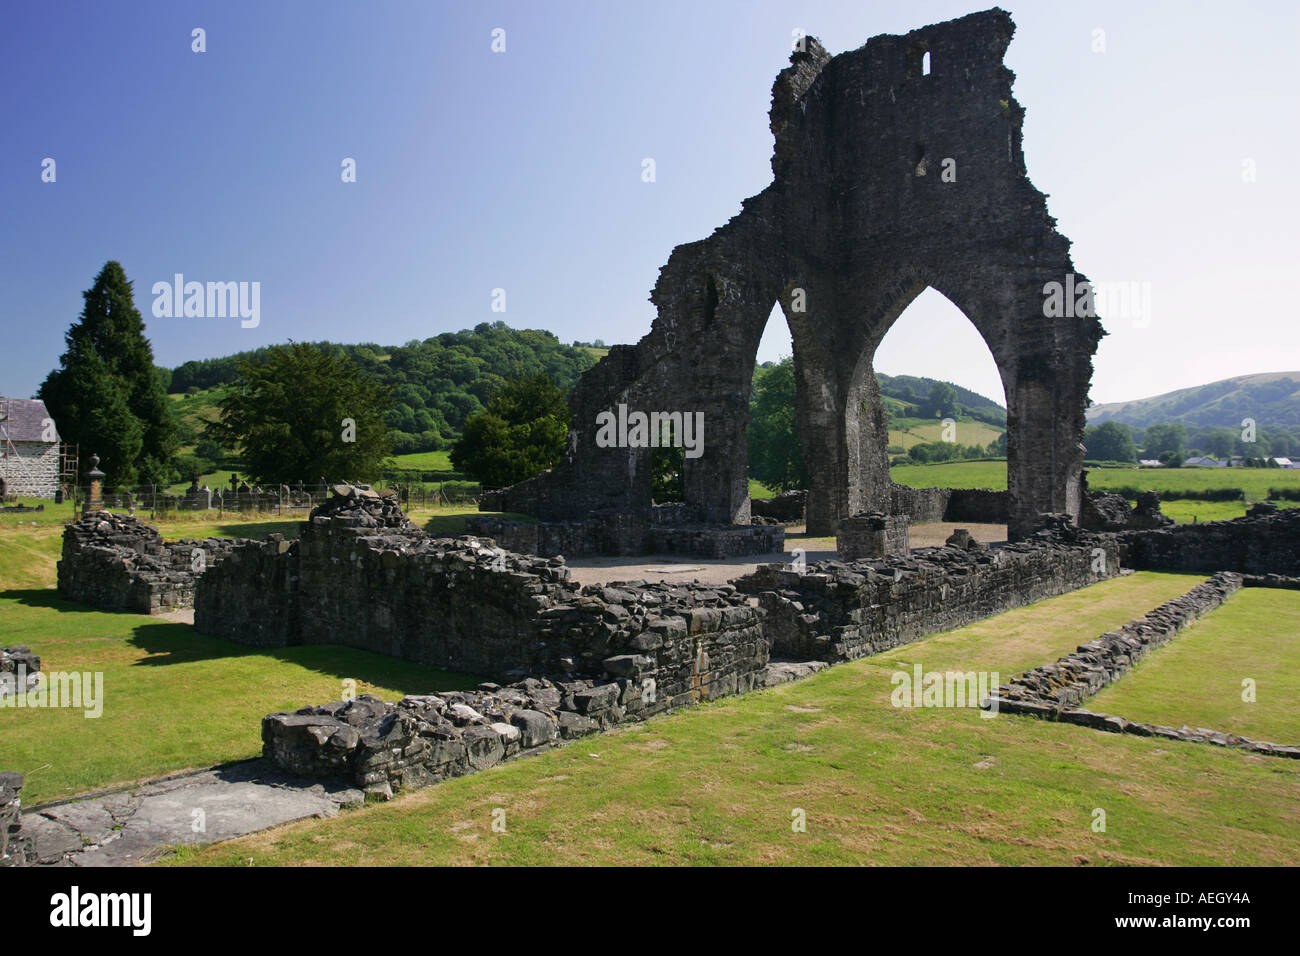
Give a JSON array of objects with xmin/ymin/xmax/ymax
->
[{"xmin": 2, "ymin": 0, "xmax": 1297, "ymax": 408}]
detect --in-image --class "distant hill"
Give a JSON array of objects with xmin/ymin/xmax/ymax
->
[
  {"xmin": 165, "ymin": 322, "xmax": 599, "ymax": 454},
  {"xmin": 875, "ymin": 372, "xmax": 1006, "ymax": 426},
  {"xmin": 1087, "ymin": 372, "xmax": 1300, "ymax": 429}
]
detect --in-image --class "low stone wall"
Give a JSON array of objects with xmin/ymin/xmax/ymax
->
[
  {"xmin": 1119, "ymin": 507, "xmax": 1300, "ymax": 576},
  {"xmin": 994, "ymin": 573, "xmax": 1242, "ymax": 712},
  {"xmin": 646, "ymin": 523, "xmax": 784, "ymax": 558},
  {"xmin": 199, "ymin": 488, "xmax": 769, "ymax": 690},
  {"xmin": 734, "ymin": 529, "xmax": 1119, "ymax": 663},
  {"xmin": 836, "ymin": 512, "xmax": 910, "ymax": 560},
  {"xmin": 750, "ymin": 490, "xmax": 806, "ymax": 523},
  {"xmin": 56, "ymin": 512, "xmax": 238, "ymax": 614},
  {"xmin": 0, "ymin": 646, "xmax": 40, "ymax": 698},
  {"xmin": 990, "ymin": 573, "xmax": 1300, "ymax": 758},
  {"xmin": 889, "ymin": 484, "xmax": 1008, "ymax": 524},
  {"xmin": 264, "ymin": 652, "xmax": 771, "ymax": 799},
  {"xmin": 0, "ymin": 773, "xmax": 28, "ymax": 867},
  {"xmin": 465, "ymin": 510, "xmax": 783, "ymax": 559},
  {"xmin": 1080, "ymin": 489, "xmax": 1172, "ymax": 532}
]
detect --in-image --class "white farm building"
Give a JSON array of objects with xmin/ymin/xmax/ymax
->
[{"xmin": 0, "ymin": 398, "xmax": 61, "ymax": 498}]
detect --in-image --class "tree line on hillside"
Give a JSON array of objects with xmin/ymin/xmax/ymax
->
[
  {"xmin": 35, "ymin": 262, "xmax": 591, "ymax": 489},
  {"xmin": 168, "ymin": 324, "xmax": 596, "ymax": 455},
  {"xmin": 1085, "ymin": 420, "xmax": 1299, "ymax": 465},
  {"xmin": 747, "ymin": 360, "xmax": 1008, "ymax": 493},
  {"xmin": 36, "ymin": 262, "xmax": 1300, "ymax": 497}
]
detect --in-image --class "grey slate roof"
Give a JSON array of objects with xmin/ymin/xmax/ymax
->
[{"xmin": 0, "ymin": 398, "xmax": 60, "ymax": 443}]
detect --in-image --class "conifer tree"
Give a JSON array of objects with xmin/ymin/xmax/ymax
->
[{"xmin": 39, "ymin": 261, "xmax": 178, "ymax": 486}]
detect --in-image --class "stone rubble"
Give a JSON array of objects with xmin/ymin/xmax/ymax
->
[
  {"xmin": 0, "ymin": 646, "xmax": 41, "ymax": 697},
  {"xmin": 0, "ymin": 773, "xmax": 29, "ymax": 867},
  {"xmin": 56, "ymin": 511, "xmax": 237, "ymax": 614}
]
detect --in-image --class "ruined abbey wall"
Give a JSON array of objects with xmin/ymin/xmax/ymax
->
[
  {"xmin": 56, "ymin": 512, "xmax": 238, "ymax": 614},
  {"xmin": 196, "ymin": 490, "xmax": 769, "ymax": 694},
  {"xmin": 1119, "ymin": 507, "xmax": 1300, "ymax": 576},
  {"xmin": 736, "ymin": 531, "xmax": 1120, "ymax": 662},
  {"xmin": 485, "ymin": 9, "xmax": 1102, "ymax": 542}
]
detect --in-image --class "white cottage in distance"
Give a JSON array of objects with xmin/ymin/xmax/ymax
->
[{"xmin": 0, "ymin": 398, "xmax": 61, "ymax": 498}]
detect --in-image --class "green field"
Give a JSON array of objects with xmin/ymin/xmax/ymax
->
[
  {"xmin": 1088, "ymin": 588, "xmax": 1300, "ymax": 744},
  {"xmin": 889, "ymin": 419, "xmax": 1003, "ymax": 451},
  {"xmin": 889, "ymin": 459, "xmax": 1300, "ymax": 501},
  {"xmin": 6, "ymin": 504, "xmax": 1299, "ymax": 864},
  {"xmin": 890, "ymin": 460, "xmax": 1009, "ymax": 489},
  {"xmin": 391, "ymin": 449, "xmax": 454, "ymax": 472},
  {"xmin": 161, "ymin": 571, "xmax": 1300, "ymax": 867},
  {"xmin": 0, "ymin": 506, "xmax": 535, "ymax": 805}
]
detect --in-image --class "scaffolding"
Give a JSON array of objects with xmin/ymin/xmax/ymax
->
[{"xmin": 59, "ymin": 442, "xmax": 79, "ymax": 504}]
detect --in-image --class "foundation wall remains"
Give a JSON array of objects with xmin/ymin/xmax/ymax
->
[
  {"xmin": 197, "ymin": 489, "xmax": 769, "ymax": 694},
  {"xmin": 263, "ymin": 657, "xmax": 773, "ymax": 799},
  {"xmin": 990, "ymin": 572, "xmax": 1299, "ymax": 758},
  {"xmin": 734, "ymin": 531, "xmax": 1120, "ymax": 663},
  {"xmin": 888, "ymin": 485, "xmax": 1009, "ymax": 525},
  {"xmin": 836, "ymin": 513, "xmax": 911, "ymax": 560},
  {"xmin": 56, "ymin": 512, "xmax": 238, "ymax": 614},
  {"xmin": 0, "ymin": 646, "xmax": 41, "ymax": 698},
  {"xmin": 464, "ymin": 510, "xmax": 784, "ymax": 559},
  {"xmin": 1119, "ymin": 507, "xmax": 1300, "ymax": 576}
]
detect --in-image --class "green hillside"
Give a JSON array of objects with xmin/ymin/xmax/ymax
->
[
  {"xmin": 876, "ymin": 372, "xmax": 1006, "ymax": 426},
  {"xmin": 1088, "ymin": 371, "xmax": 1300, "ymax": 429},
  {"xmin": 167, "ymin": 323, "xmax": 599, "ymax": 456}
]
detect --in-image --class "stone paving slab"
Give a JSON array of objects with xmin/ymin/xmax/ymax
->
[{"xmin": 22, "ymin": 760, "xmax": 363, "ymax": 866}]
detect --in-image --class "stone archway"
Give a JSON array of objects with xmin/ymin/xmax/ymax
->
[{"xmin": 485, "ymin": 9, "xmax": 1104, "ymax": 542}]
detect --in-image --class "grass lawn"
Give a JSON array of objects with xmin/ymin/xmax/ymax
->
[
  {"xmin": 391, "ymin": 450, "xmax": 454, "ymax": 472},
  {"xmin": 889, "ymin": 419, "xmax": 1003, "ymax": 451},
  {"xmin": 1088, "ymin": 588, "xmax": 1300, "ymax": 744},
  {"xmin": 748, "ymin": 479, "xmax": 776, "ymax": 499},
  {"xmin": 890, "ymin": 460, "xmax": 1008, "ymax": 489},
  {"xmin": 1155, "ymin": 500, "xmax": 1251, "ymax": 524},
  {"xmin": 888, "ymin": 461, "xmax": 1300, "ymax": 524},
  {"xmin": 164, "ymin": 570, "xmax": 1300, "ymax": 867},
  {"xmin": 1088, "ymin": 466, "xmax": 1300, "ymax": 499},
  {"xmin": 0, "ymin": 507, "xmax": 509, "ymax": 805},
  {"xmin": 889, "ymin": 460, "xmax": 1300, "ymax": 498}
]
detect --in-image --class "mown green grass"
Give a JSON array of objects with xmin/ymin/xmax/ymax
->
[
  {"xmin": 0, "ymin": 518, "xmax": 481, "ymax": 806},
  {"xmin": 1155, "ymin": 500, "xmax": 1250, "ymax": 524},
  {"xmin": 889, "ymin": 461, "xmax": 1300, "ymax": 524},
  {"xmin": 162, "ymin": 571, "xmax": 1300, "ymax": 867},
  {"xmin": 890, "ymin": 460, "xmax": 1008, "ymax": 489},
  {"xmin": 1089, "ymin": 588, "xmax": 1300, "ymax": 743},
  {"xmin": 889, "ymin": 460, "xmax": 1300, "ymax": 499},
  {"xmin": 748, "ymin": 479, "xmax": 776, "ymax": 499},
  {"xmin": 391, "ymin": 450, "xmax": 454, "ymax": 472},
  {"xmin": 889, "ymin": 419, "xmax": 1003, "ymax": 451}
]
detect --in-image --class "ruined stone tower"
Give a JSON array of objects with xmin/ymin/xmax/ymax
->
[{"xmin": 486, "ymin": 8, "xmax": 1104, "ymax": 541}]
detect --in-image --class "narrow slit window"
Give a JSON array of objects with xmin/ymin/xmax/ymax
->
[{"xmin": 922, "ymin": 50, "xmax": 931, "ymax": 75}]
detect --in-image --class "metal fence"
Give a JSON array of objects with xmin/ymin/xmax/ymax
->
[{"xmin": 52, "ymin": 482, "xmax": 480, "ymax": 518}]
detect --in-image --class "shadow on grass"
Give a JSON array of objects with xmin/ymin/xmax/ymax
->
[
  {"xmin": 5, "ymin": 588, "xmax": 107, "ymax": 613},
  {"xmin": 204, "ymin": 519, "xmax": 305, "ymax": 540},
  {"xmin": 126, "ymin": 622, "xmax": 483, "ymax": 694},
  {"xmin": 423, "ymin": 510, "xmax": 538, "ymax": 536}
]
